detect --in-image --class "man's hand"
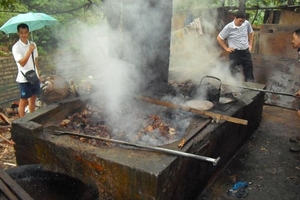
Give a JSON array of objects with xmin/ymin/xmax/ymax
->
[
  {"xmin": 225, "ymin": 47, "xmax": 235, "ymax": 53},
  {"xmin": 29, "ymin": 43, "xmax": 35, "ymax": 53},
  {"xmin": 248, "ymin": 44, "xmax": 253, "ymax": 52},
  {"xmin": 295, "ymin": 90, "xmax": 300, "ymax": 99}
]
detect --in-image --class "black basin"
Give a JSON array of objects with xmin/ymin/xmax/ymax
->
[{"xmin": 3, "ymin": 165, "xmax": 99, "ymax": 200}]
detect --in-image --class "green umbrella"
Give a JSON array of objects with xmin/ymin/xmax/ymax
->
[{"xmin": 0, "ymin": 12, "xmax": 58, "ymax": 36}]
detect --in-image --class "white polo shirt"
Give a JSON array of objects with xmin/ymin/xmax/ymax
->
[
  {"xmin": 12, "ymin": 39, "xmax": 38, "ymax": 83},
  {"xmin": 218, "ymin": 20, "xmax": 253, "ymax": 50}
]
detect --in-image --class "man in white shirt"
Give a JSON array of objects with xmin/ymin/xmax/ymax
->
[
  {"xmin": 217, "ymin": 10, "xmax": 255, "ymax": 82},
  {"xmin": 12, "ymin": 23, "xmax": 40, "ymax": 117}
]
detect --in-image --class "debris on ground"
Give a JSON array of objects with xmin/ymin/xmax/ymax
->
[
  {"xmin": 0, "ymin": 129, "xmax": 16, "ymax": 170},
  {"xmin": 289, "ymin": 135, "xmax": 300, "ymax": 152},
  {"xmin": 0, "ymin": 105, "xmax": 18, "ymax": 170},
  {"xmin": 40, "ymin": 75, "xmax": 71, "ymax": 104},
  {"xmin": 198, "ymin": 105, "xmax": 300, "ymax": 200},
  {"xmin": 227, "ymin": 181, "xmax": 249, "ymax": 198}
]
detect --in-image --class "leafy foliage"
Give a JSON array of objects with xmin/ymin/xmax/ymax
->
[
  {"xmin": 173, "ymin": 0, "xmax": 300, "ymax": 25},
  {"xmin": 0, "ymin": 0, "xmax": 18, "ymax": 11},
  {"xmin": 0, "ymin": 0, "xmax": 104, "ymax": 56}
]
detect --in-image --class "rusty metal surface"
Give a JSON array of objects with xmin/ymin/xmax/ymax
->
[
  {"xmin": 259, "ymin": 24, "xmax": 299, "ymax": 59},
  {"xmin": 252, "ymin": 55, "xmax": 300, "ymax": 110}
]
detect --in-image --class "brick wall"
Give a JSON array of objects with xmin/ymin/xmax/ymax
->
[
  {"xmin": 0, "ymin": 57, "xmax": 19, "ymax": 107},
  {"xmin": 0, "ymin": 56, "xmax": 54, "ymax": 108}
]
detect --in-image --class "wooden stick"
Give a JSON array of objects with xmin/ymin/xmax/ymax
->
[
  {"xmin": 0, "ymin": 134, "xmax": 15, "ymax": 145},
  {"xmin": 0, "ymin": 179, "xmax": 19, "ymax": 200},
  {"xmin": 0, "ymin": 113, "xmax": 11, "ymax": 126},
  {"xmin": 136, "ymin": 96, "xmax": 248, "ymax": 126},
  {"xmin": 0, "ymin": 143, "xmax": 8, "ymax": 148},
  {"xmin": 178, "ymin": 118, "xmax": 211, "ymax": 148},
  {"xmin": 0, "ymin": 169, "xmax": 33, "ymax": 200},
  {"xmin": 3, "ymin": 163, "xmax": 17, "ymax": 167},
  {"xmin": 0, "ymin": 148, "xmax": 8, "ymax": 159}
]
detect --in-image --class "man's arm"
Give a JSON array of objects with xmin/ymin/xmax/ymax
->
[
  {"xmin": 217, "ymin": 35, "xmax": 234, "ymax": 53},
  {"xmin": 18, "ymin": 43, "xmax": 35, "ymax": 67},
  {"xmin": 248, "ymin": 31, "xmax": 254, "ymax": 52}
]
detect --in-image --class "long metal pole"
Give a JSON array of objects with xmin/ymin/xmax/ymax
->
[
  {"xmin": 222, "ymin": 84, "xmax": 296, "ymax": 98},
  {"xmin": 54, "ymin": 130, "xmax": 221, "ymax": 166}
]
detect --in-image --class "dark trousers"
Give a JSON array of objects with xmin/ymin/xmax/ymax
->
[{"xmin": 229, "ymin": 49, "xmax": 254, "ymax": 82}]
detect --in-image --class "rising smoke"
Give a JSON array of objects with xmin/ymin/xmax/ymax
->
[
  {"xmin": 169, "ymin": 9, "xmax": 243, "ymax": 86},
  {"xmin": 52, "ymin": 1, "xmax": 244, "ymax": 145}
]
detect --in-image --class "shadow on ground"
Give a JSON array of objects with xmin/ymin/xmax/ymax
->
[{"xmin": 198, "ymin": 105, "xmax": 300, "ymax": 200}]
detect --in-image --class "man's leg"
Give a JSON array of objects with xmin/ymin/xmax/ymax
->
[
  {"xmin": 18, "ymin": 98, "xmax": 28, "ymax": 117},
  {"xmin": 18, "ymin": 83, "xmax": 32, "ymax": 117},
  {"xmin": 229, "ymin": 52, "xmax": 241, "ymax": 76},
  {"xmin": 242, "ymin": 50, "xmax": 254, "ymax": 82},
  {"xmin": 28, "ymin": 81, "xmax": 41, "ymax": 113},
  {"xmin": 28, "ymin": 95, "xmax": 36, "ymax": 113}
]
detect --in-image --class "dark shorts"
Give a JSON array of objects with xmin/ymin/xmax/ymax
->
[{"xmin": 18, "ymin": 81, "xmax": 41, "ymax": 99}]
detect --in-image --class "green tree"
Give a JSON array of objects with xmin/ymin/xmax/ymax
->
[
  {"xmin": 0, "ymin": 0, "xmax": 18, "ymax": 10},
  {"xmin": 0, "ymin": 0, "xmax": 104, "ymax": 55}
]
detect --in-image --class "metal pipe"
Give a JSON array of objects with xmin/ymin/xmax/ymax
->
[
  {"xmin": 222, "ymin": 84, "xmax": 296, "ymax": 98},
  {"xmin": 0, "ymin": 97, "xmax": 19, "ymax": 106},
  {"xmin": 53, "ymin": 130, "xmax": 221, "ymax": 166}
]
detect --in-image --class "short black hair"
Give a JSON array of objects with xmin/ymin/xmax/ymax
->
[
  {"xmin": 234, "ymin": 10, "xmax": 246, "ymax": 19},
  {"xmin": 293, "ymin": 28, "xmax": 300, "ymax": 36},
  {"xmin": 17, "ymin": 23, "xmax": 29, "ymax": 32}
]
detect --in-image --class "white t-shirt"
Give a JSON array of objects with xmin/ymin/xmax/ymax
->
[{"xmin": 12, "ymin": 39, "xmax": 38, "ymax": 83}]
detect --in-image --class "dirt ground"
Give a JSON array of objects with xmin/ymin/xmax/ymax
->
[
  {"xmin": 0, "ymin": 127, "xmax": 16, "ymax": 170},
  {"xmin": 198, "ymin": 105, "xmax": 300, "ymax": 200},
  {"xmin": 0, "ymin": 105, "xmax": 299, "ymax": 200}
]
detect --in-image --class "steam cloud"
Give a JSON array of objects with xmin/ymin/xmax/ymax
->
[{"xmin": 52, "ymin": 1, "xmax": 244, "ymax": 145}]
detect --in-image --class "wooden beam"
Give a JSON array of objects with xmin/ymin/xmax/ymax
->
[
  {"xmin": 136, "ymin": 96, "xmax": 248, "ymax": 126},
  {"xmin": 0, "ymin": 169, "xmax": 33, "ymax": 200},
  {"xmin": 0, "ymin": 179, "xmax": 18, "ymax": 200}
]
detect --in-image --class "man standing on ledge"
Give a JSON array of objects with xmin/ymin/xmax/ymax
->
[
  {"xmin": 217, "ymin": 10, "xmax": 255, "ymax": 82},
  {"xmin": 12, "ymin": 23, "xmax": 40, "ymax": 117}
]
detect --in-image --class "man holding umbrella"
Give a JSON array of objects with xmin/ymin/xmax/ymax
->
[
  {"xmin": 0, "ymin": 12, "xmax": 58, "ymax": 117},
  {"xmin": 12, "ymin": 23, "xmax": 40, "ymax": 117}
]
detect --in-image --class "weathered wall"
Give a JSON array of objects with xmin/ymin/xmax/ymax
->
[
  {"xmin": 0, "ymin": 57, "xmax": 18, "ymax": 107},
  {"xmin": 254, "ymin": 9, "xmax": 300, "ymax": 110},
  {"xmin": 257, "ymin": 10, "xmax": 300, "ymax": 59},
  {"xmin": 279, "ymin": 9, "xmax": 300, "ymax": 25},
  {"xmin": 0, "ymin": 56, "xmax": 55, "ymax": 108},
  {"xmin": 105, "ymin": 0, "xmax": 173, "ymax": 92},
  {"xmin": 259, "ymin": 24, "xmax": 299, "ymax": 59}
]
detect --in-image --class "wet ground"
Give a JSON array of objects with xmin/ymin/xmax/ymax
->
[{"xmin": 198, "ymin": 105, "xmax": 300, "ymax": 200}]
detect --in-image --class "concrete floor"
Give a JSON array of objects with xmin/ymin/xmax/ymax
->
[{"xmin": 198, "ymin": 105, "xmax": 300, "ymax": 200}]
